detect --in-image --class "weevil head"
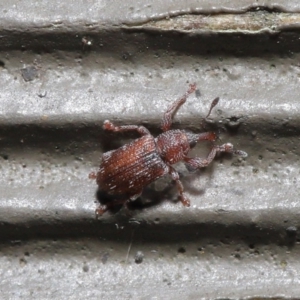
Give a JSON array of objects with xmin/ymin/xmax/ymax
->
[
  {"xmin": 156, "ymin": 130, "xmax": 191, "ymax": 165},
  {"xmin": 156, "ymin": 130, "xmax": 217, "ymax": 165}
]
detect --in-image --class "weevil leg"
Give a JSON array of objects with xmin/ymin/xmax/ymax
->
[
  {"xmin": 95, "ymin": 198, "xmax": 129, "ymax": 218},
  {"xmin": 168, "ymin": 166, "xmax": 190, "ymax": 207},
  {"xmin": 103, "ymin": 120, "xmax": 150, "ymax": 136},
  {"xmin": 129, "ymin": 192, "xmax": 142, "ymax": 201},
  {"xmin": 95, "ymin": 205, "xmax": 109, "ymax": 217},
  {"xmin": 184, "ymin": 143, "xmax": 247, "ymax": 171},
  {"xmin": 161, "ymin": 83, "xmax": 196, "ymax": 132},
  {"xmin": 95, "ymin": 192, "xmax": 143, "ymax": 218}
]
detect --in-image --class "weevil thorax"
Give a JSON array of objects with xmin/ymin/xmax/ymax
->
[{"xmin": 155, "ymin": 130, "xmax": 190, "ymax": 165}]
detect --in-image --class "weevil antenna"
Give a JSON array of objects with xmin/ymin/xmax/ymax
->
[
  {"xmin": 205, "ymin": 97, "xmax": 219, "ymax": 119},
  {"xmin": 199, "ymin": 97, "xmax": 220, "ymax": 131}
]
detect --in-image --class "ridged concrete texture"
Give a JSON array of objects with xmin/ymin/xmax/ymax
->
[{"xmin": 0, "ymin": 1, "xmax": 300, "ymax": 299}]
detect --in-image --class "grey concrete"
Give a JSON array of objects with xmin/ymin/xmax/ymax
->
[
  {"xmin": 1, "ymin": 0, "xmax": 300, "ymax": 27},
  {"xmin": 0, "ymin": 1, "xmax": 300, "ymax": 299}
]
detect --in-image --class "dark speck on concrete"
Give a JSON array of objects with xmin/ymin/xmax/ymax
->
[{"xmin": 21, "ymin": 66, "xmax": 38, "ymax": 82}]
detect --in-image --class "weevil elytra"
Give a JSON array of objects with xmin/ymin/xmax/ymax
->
[{"xmin": 89, "ymin": 83, "xmax": 247, "ymax": 216}]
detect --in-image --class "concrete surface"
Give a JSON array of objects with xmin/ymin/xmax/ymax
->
[{"xmin": 0, "ymin": 1, "xmax": 300, "ymax": 299}]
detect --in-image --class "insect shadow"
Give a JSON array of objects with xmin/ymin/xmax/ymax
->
[
  {"xmin": 95, "ymin": 183, "xmax": 176, "ymax": 215},
  {"xmin": 94, "ymin": 159, "xmax": 221, "ymax": 216}
]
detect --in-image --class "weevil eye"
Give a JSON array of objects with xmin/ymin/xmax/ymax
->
[
  {"xmin": 185, "ymin": 132, "xmax": 198, "ymax": 148},
  {"xmin": 189, "ymin": 140, "xmax": 197, "ymax": 148}
]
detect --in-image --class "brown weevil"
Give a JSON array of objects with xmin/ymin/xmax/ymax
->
[{"xmin": 89, "ymin": 83, "xmax": 247, "ymax": 216}]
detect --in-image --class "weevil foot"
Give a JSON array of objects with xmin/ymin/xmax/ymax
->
[
  {"xmin": 180, "ymin": 195, "xmax": 191, "ymax": 207},
  {"xmin": 233, "ymin": 149, "xmax": 248, "ymax": 158},
  {"xmin": 89, "ymin": 172, "xmax": 97, "ymax": 179},
  {"xmin": 95, "ymin": 205, "xmax": 107, "ymax": 218}
]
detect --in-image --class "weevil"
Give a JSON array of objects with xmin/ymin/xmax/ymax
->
[{"xmin": 89, "ymin": 83, "xmax": 247, "ymax": 216}]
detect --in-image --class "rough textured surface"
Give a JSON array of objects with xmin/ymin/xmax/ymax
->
[
  {"xmin": 2, "ymin": 0, "xmax": 300, "ymax": 26},
  {"xmin": 1, "ymin": 1, "xmax": 300, "ymax": 299}
]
